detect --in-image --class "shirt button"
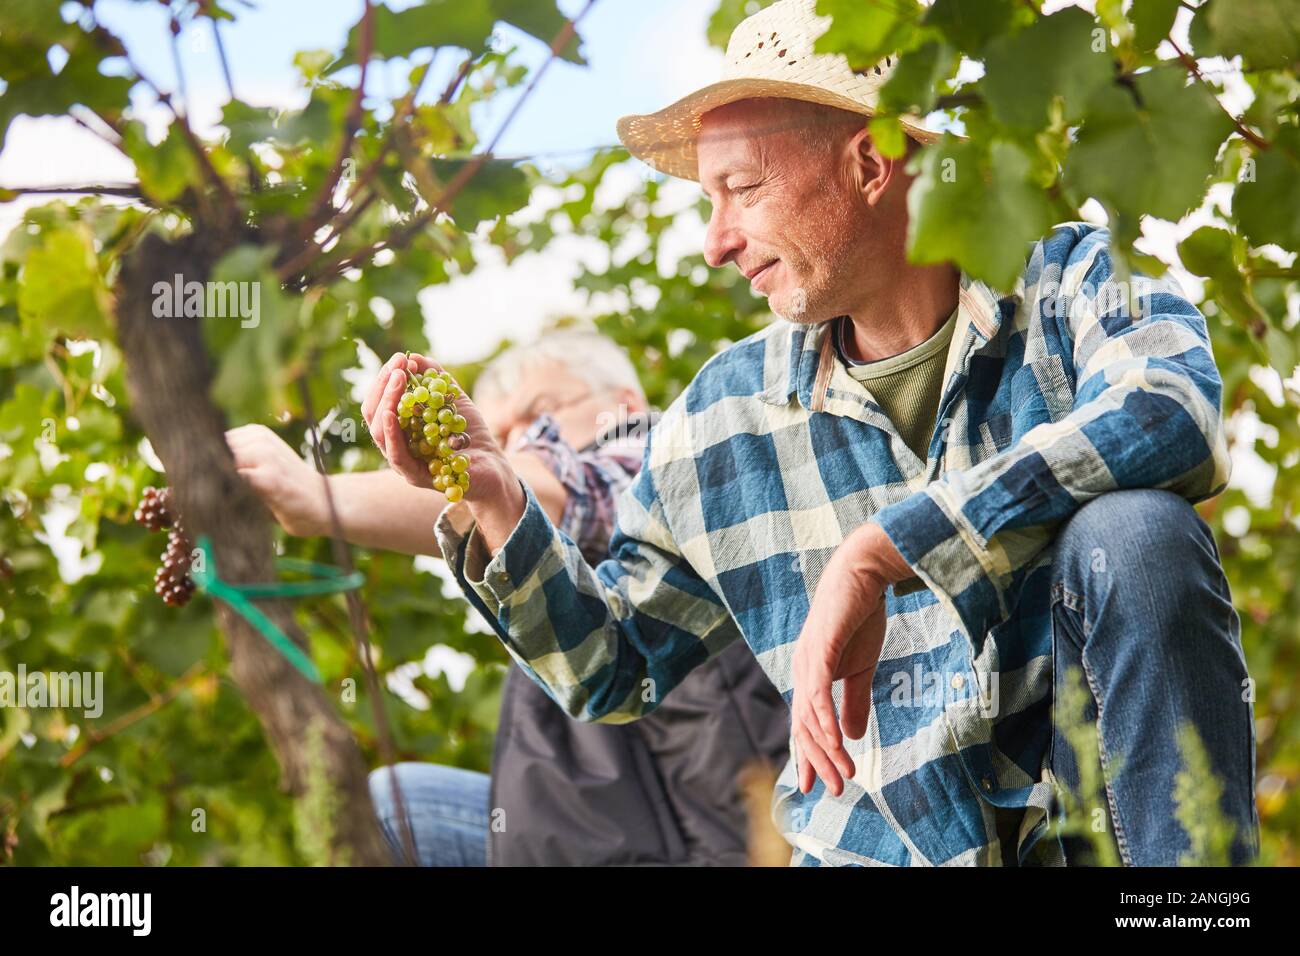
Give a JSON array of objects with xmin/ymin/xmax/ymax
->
[
  {"xmin": 495, "ymin": 570, "xmax": 509, "ymax": 584},
  {"xmin": 950, "ymin": 673, "xmax": 965, "ymax": 691},
  {"xmin": 981, "ymin": 776, "xmax": 995, "ymax": 792}
]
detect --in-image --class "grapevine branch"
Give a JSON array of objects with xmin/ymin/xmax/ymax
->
[
  {"xmin": 298, "ymin": 0, "xmax": 376, "ymax": 243},
  {"xmin": 88, "ymin": 19, "xmax": 239, "ymax": 223},
  {"xmin": 275, "ymin": 48, "xmax": 452, "ymax": 282},
  {"xmin": 3, "ymin": 184, "xmax": 144, "ymax": 198},
  {"xmin": 1166, "ymin": 35, "xmax": 1271, "ymax": 151},
  {"xmin": 296, "ymin": 0, "xmax": 600, "ymax": 289}
]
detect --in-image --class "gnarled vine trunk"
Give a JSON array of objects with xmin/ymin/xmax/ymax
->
[{"xmin": 115, "ymin": 231, "xmax": 389, "ymax": 866}]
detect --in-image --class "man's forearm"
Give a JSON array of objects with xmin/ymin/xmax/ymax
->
[{"xmin": 322, "ymin": 470, "xmax": 447, "ymax": 555}]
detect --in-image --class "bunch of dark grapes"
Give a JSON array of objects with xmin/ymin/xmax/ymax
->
[
  {"xmin": 135, "ymin": 486, "xmax": 196, "ymax": 607},
  {"xmin": 133, "ymin": 485, "xmax": 173, "ymax": 531},
  {"xmin": 396, "ymin": 367, "xmax": 472, "ymax": 502}
]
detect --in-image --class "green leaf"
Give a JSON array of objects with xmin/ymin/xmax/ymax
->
[
  {"xmin": 878, "ymin": 41, "xmax": 958, "ymax": 116},
  {"xmin": 981, "ymin": 7, "xmax": 1115, "ymax": 132},
  {"xmin": 221, "ymin": 101, "xmax": 279, "ymax": 155},
  {"xmin": 906, "ymin": 137, "xmax": 1054, "ymax": 291},
  {"xmin": 868, "ymin": 115, "xmax": 906, "ymax": 159},
  {"xmin": 490, "ymin": 0, "xmax": 585, "ymax": 64},
  {"xmin": 1129, "ymin": 0, "xmax": 1181, "ymax": 52},
  {"xmin": 17, "ymin": 224, "xmax": 110, "ymax": 340},
  {"xmin": 337, "ymin": 0, "xmax": 496, "ymax": 68},
  {"xmin": 1235, "ymin": 127, "xmax": 1300, "ymax": 252},
  {"xmin": 427, "ymin": 158, "xmax": 531, "ymax": 228},
  {"xmin": 0, "ymin": 1, "xmax": 66, "ymax": 44},
  {"xmin": 923, "ymin": 0, "xmax": 1028, "ymax": 53},
  {"xmin": 1064, "ymin": 68, "xmax": 1233, "ymax": 225},
  {"xmin": 205, "ymin": 245, "xmax": 294, "ymax": 424},
  {"xmin": 0, "ymin": 48, "xmax": 133, "ymax": 153},
  {"xmin": 707, "ymin": 0, "xmax": 777, "ymax": 50},
  {"xmin": 1205, "ymin": 0, "xmax": 1300, "ymax": 70},
  {"xmin": 1178, "ymin": 226, "xmax": 1269, "ymax": 332},
  {"xmin": 122, "ymin": 121, "xmax": 202, "ymax": 204},
  {"xmin": 814, "ymin": 0, "xmax": 926, "ymax": 71}
]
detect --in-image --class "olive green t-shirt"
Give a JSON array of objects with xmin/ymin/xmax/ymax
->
[{"xmin": 833, "ymin": 308, "xmax": 959, "ymax": 460}]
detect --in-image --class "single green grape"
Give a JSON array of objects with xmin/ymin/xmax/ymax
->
[
  {"xmin": 423, "ymin": 423, "xmax": 439, "ymax": 442},
  {"xmin": 430, "ymin": 378, "xmax": 448, "ymax": 394},
  {"xmin": 450, "ymin": 414, "xmax": 467, "ymax": 433},
  {"xmin": 444, "ymin": 484, "xmax": 464, "ymax": 503},
  {"xmin": 426, "ymin": 391, "xmax": 445, "ymax": 410},
  {"xmin": 451, "ymin": 454, "xmax": 469, "ymax": 474},
  {"xmin": 436, "ymin": 407, "xmax": 454, "ymax": 425},
  {"xmin": 437, "ymin": 439, "xmax": 453, "ymax": 458},
  {"xmin": 457, "ymin": 472, "xmax": 470, "ymax": 489},
  {"xmin": 438, "ymin": 423, "xmax": 451, "ymax": 438},
  {"xmin": 422, "ymin": 408, "xmax": 438, "ymax": 423},
  {"xmin": 412, "ymin": 385, "xmax": 430, "ymax": 403}
]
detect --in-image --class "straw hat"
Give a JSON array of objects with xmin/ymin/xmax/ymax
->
[{"xmin": 617, "ymin": 0, "xmax": 945, "ymax": 182}]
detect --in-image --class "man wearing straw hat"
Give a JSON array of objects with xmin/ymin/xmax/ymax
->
[{"xmin": 365, "ymin": 0, "xmax": 1258, "ymax": 865}]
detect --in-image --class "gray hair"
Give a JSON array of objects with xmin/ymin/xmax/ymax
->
[{"xmin": 474, "ymin": 329, "xmax": 645, "ymax": 405}]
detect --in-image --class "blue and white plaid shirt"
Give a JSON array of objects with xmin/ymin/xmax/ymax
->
[{"xmin": 435, "ymin": 223, "xmax": 1230, "ymax": 866}]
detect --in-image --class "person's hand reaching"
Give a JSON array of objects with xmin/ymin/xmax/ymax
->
[{"xmin": 226, "ymin": 424, "xmax": 327, "ymax": 537}]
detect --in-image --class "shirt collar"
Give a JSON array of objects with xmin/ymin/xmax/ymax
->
[{"xmin": 753, "ymin": 272, "xmax": 1008, "ymax": 412}]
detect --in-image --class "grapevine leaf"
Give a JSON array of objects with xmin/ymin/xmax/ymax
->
[
  {"xmin": 426, "ymin": 159, "xmax": 530, "ymax": 228},
  {"xmin": 1064, "ymin": 68, "xmax": 1233, "ymax": 225},
  {"xmin": 814, "ymin": 0, "xmax": 926, "ymax": 71},
  {"xmin": 1129, "ymin": 0, "xmax": 1181, "ymax": 53},
  {"xmin": 906, "ymin": 137, "xmax": 1053, "ymax": 291},
  {"xmin": 923, "ymin": 0, "xmax": 1028, "ymax": 53},
  {"xmin": 490, "ymin": 0, "xmax": 586, "ymax": 64},
  {"xmin": 1234, "ymin": 127, "xmax": 1300, "ymax": 252},
  {"xmin": 17, "ymin": 224, "xmax": 110, "ymax": 341},
  {"xmin": 981, "ymin": 7, "xmax": 1115, "ymax": 132},
  {"xmin": 1205, "ymin": 0, "xmax": 1300, "ymax": 70},
  {"xmin": 122, "ymin": 121, "xmax": 202, "ymax": 204},
  {"xmin": 335, "ymin": 0, "xmax": 497, "ymax": 69}
]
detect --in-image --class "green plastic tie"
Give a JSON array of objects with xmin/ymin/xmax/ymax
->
[{"xmin": 190, "ymin": 535, "xmax": 364, "ymax": 685}]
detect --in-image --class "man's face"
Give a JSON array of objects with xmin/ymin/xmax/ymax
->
[
  {"xmin": 697, "ymin": 100, "xmax": 872, "ymax": 324},
  {"xmin": 477, "ymin": 360, "xmax": 641, "ymax": 453}
]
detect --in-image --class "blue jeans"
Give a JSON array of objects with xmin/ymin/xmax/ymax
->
[
  {"xmin": 368, "ymin": 763, "xmax": 490, "ymax": 867},
  {"xmin": 1047, "ymin": 490, "xmax": 1260, "ymax": 866}
]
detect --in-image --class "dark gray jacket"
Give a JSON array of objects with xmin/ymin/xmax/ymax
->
[{"xmin": 487, "ymin": 641, "xmax": 790, "ymax": 866}]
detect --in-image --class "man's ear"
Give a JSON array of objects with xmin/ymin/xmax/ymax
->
[{"xmin": 848, "ymin": 127, "xmax": 895, "ymax": 207}]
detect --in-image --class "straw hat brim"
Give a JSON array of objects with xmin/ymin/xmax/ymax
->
[{"xmin": 617, "ymin": 77, "xmax": 946, "ymax": 182}]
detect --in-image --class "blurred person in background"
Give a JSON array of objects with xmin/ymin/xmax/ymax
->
[{"xmin": 228, "ymin": 329, "xmax": 789, "ymax": 866}]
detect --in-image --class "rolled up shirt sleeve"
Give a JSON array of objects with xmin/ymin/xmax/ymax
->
[
  {"xmin": 875, "ymin": 242, "xmax": 1231, "ymax": 653},
  {"xmin": 434, "ymin": 437, "xmax": 742, "ymax": 724}
]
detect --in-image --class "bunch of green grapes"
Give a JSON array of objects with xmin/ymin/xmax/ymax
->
[{"xmin": 397, "ymin": 365, "xmax": 472, "ymax": 502}]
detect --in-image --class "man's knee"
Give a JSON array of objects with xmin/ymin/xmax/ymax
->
[{"xmin": 1054, "ymin": 489, "xmax": 1212, "ymax": 579}]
